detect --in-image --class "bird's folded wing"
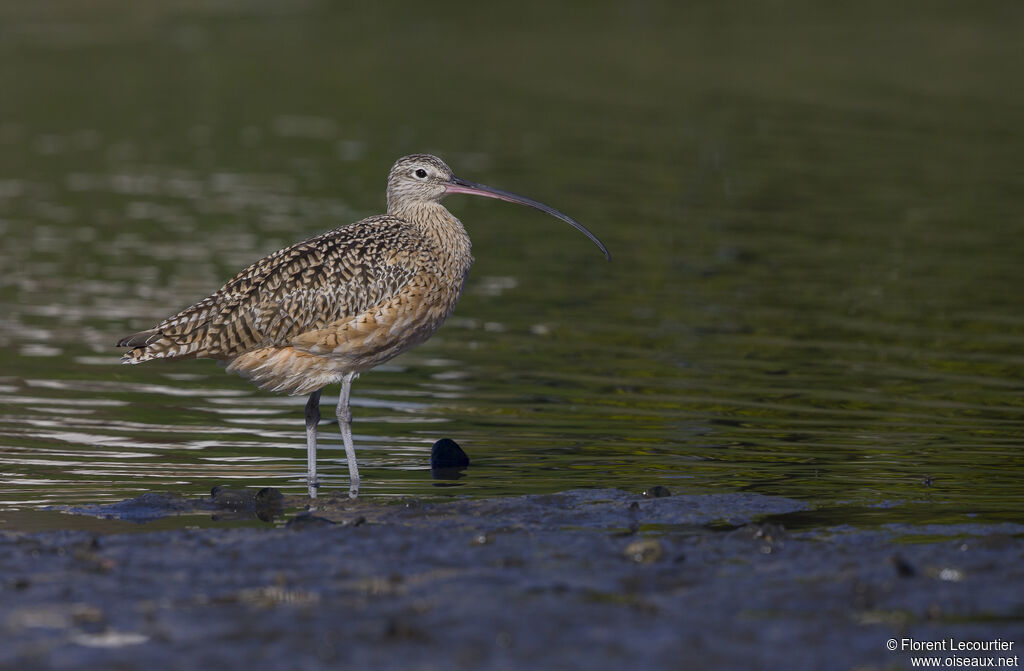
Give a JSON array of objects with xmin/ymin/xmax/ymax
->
[{"xmin": 119, "ymin": 217, "xmax": 426, "ymax": 362}]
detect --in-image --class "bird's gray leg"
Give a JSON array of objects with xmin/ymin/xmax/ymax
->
[
  {"xmin": 336, "ymin": 372, "xmax": 360, "ymax": 498},
  {"xmin": 305, "ymin": 389, "xmax": 322, "ymax": 499}
]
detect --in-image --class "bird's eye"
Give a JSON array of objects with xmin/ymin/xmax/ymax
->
[{"xmin": 414, "ymin": 168, "xmax": 428, "ymax": 179}]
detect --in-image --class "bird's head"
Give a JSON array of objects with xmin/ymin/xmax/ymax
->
[
  {"xmin": 386, "ymin": 154, "xmax": 454, "ymax": 209},
  {"xmin": 385, "ymin": 153, "xmax": 610, "ymax": 261}
]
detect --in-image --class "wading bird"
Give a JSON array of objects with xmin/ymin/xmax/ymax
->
[{"xmin": 117, "ymin": 154, "xmax": 610, "ymax": 498}]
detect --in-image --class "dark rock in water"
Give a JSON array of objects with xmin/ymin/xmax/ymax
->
[
  {"xmin": 254, "ymin": 487, "xmax": 285, "ymax": 508},
  {"xmin": 254, "ymin": 487, "xmax": 286, "ymax": 522},
  {"xmin": 642, "ymin": 486, "xmax": 671, "ymax": 498},
  {"xmin": 430, "ymin": 438, "xmax": 470, "ymax": 469}
]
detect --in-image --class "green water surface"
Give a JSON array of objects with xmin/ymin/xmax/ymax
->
[{"xmin": 0, "ymin": 1, "xmax": 1021, "ymax": 528}]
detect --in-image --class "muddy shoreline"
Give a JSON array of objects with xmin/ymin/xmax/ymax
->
[{"xmin": 2, "ymin": 489, "xmax": 1022, "ymax": 670}]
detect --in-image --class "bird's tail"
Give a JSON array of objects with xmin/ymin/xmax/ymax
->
[{"xmin": 116, "ymin": 329, "xmax": 203, "ymax": 364}]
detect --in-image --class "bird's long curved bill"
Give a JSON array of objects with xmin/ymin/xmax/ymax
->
[{"xmin": 446, "ymin": 176, "xmax": 611, "ymax": 261}]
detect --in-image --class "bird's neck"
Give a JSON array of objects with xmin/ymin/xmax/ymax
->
[{"xmin": 391, "ymin": 201, "xmax": 472, "ymax": 261}]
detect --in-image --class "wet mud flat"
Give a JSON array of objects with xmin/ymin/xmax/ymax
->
[{"xmin": 2, "ymin": 490, "xmax": 1022, "ymax": 671}]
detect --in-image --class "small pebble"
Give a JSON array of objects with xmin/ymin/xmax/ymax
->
[{"xmin": 623, "ymin": 539, "xmax": 663, "ymax": 564}]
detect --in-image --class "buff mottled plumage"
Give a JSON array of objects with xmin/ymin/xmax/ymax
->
[
  {"xmin": 116, "ymin": 153, "xmax": 607, "ymax": 498},
  {"xmin": 117, "ymin": 155, "xmax": 473, "ymax": 395}
]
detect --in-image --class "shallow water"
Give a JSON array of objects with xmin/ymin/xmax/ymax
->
[{"xmin": 1, "ymin": 2, "xmax": 1022, "ymax": 527}]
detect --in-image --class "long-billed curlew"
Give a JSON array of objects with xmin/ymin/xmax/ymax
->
[{"xmin": 116, "ymin": 154, "xmax": 610, "ymax": 498}]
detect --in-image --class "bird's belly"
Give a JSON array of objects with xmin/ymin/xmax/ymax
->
[
  {"xmin": 225, "ymin": 272, "xmax": 467, "ymax": 395},
  {"xmin": 305, "ymin": 277, "xmax": 462, "ymax": 367},
  {"xmin": 314, "ymin": 305, "xmax": 449, "ymax": 370}
]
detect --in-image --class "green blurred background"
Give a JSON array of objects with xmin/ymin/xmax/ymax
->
[{"xmin": 0, "ymin": 1, "xmax": 1022, "ymax": 527}]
